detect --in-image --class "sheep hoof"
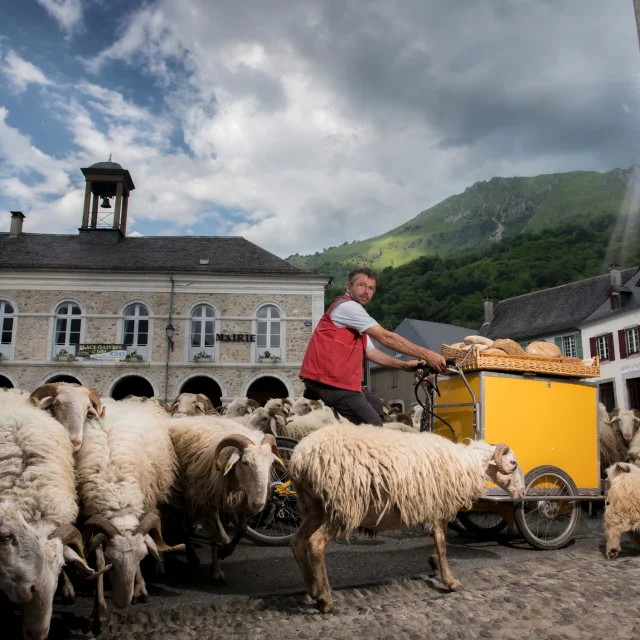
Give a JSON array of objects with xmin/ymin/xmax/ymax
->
[
  {"xmin": 606, "ymin": 549, "xmax": 619, "ymax": 560},
  {"xmin": 90, "ymin": 610, "xmax": 108, "ymax": 634},
  {"xmin": 447, "ymin": 580, "xmax": 463, "ymax": 592},
  {"xmin": 210, "ymin": 570, "xmax": 227, "ymax": 585},
  {"xmin": 317, "ymin": 598, "xmax": 336, "ymax": 614},
  {"xmin": 217, "ymin": 543, "xmax": 233, "ymax": 560},
  {"xmin": 132, "ymin": 593, "xmax": 150, "ymax": 604}
]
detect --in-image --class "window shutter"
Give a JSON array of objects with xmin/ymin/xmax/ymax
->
[
  {"xmin": 575, "ymin": 333, "xmax": 583, "ymax": 358},
  {"xmin": 589, "ymin": 337, "xmax": 597, "ymax": 357},
  {"xmin": 554, "ymin": 337, "xmax": 563, "ymax": 354},
  {"xmin": 607, "ymin": 332, "xmax": 616, "ymax": 361},
  {"xmin": 619, "ymin": 329, "xmax": 628, "ymax": 359}
]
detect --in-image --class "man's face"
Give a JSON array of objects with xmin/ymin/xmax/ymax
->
[{"xmin": 346, "ymin": 275, "xmax": 376, "ymax": 306}]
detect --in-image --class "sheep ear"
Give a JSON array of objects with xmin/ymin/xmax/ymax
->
[
  {"xmin": 40, "ymin": 396, "xmax": 55, "ymax": 411},
  {"xmin": 144, "ymin": 534, "xmax": 161, "ymax": 561},
  {"xmin": 223, "ymin": 452, "xmax": 241, "ymax": 476},
  {"xmin": 195, "ymin": 402, "xmax": 206, "ymax": 414}
]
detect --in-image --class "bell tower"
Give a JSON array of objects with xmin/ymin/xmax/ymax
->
[{"xmin": 80, "ymin": 159, "xmax": 135, "ymax": 236}]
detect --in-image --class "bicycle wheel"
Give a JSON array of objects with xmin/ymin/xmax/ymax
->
[
  {"xmin": 245, "ymin": 436, "xmax": 302, "ymax": 546},
  {"xmin": 514, "ymin": 465, "xmax": 581, "ymax": 550},
  {"xmin": 457, "ymin": 511, "xmax": 507, "ymax": 536}
]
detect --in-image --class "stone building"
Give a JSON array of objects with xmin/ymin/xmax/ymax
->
[{"xmin": 0, "ymin": 161, "xmax": 329, "ymax": 405}]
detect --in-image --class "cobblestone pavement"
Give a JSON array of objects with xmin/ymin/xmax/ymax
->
[{"xmin": 93, "ymin": 547, "xmax": 640, "ymax": 640}]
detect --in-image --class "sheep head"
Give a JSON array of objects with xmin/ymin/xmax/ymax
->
[
  {"xmin": 478, "ymin": 442, "xmax": 525, "ymax": 500},
  {"xmin": 610, "ymin": 409, "xmax": 640, "ymax": 442},
  {"xmin": 214, "ymin": 433, "xmax": 285, "ymax": 514},
  {"xmin": 247, "ymin": 407, "xmax": 278, "ymax": 436}
]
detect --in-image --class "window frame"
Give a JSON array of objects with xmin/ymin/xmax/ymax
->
[
  {"xmin": 120, "ymin": 302, "xmax": 152, "ymax": 360},
  {"xmin": 0, "ymin": 299, "xmax": 16, "ymax": 360},
  {"xmin": 596, "ymin": 334, "xmax": 610, "ymax": 361},
  {"xmin": 561, "ymin": 334, "xmax": 577, "ymax": 358},
  {"xmin": 253, "ymin": 302, "xmax": 286, "ymax": 362},
  {"xmin": 52, "ymin": 300, "xmax": 84, "ymax": 358},
  {"xmin": 189, "ymin": 303, "xmax": 218, "ymax": 361},
  {"xmin": 626, "ymin": 327, "xmax": 640, "ymax": 356}
]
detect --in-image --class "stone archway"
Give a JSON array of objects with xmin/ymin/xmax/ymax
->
[
  {"xmin": 246, "ymin": 376, "xmax": 289, "ymax": 406},
  {"xmin": 0, "ymin": 375, "xmax": 13, "ymax": 389},
  {"xmin": 46, "ymin": 374, "xmax": 83, "ymax": 385},
  {"xmin": 111, "ymin": 375, "xmax": 155, "ymax": 400},
  {"xmin": 179, "ymin": 376, "xmax": 223, "ymax": 408}
]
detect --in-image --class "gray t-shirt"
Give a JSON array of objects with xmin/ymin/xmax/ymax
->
[{"xmin": 330, "ymin": 300, "xmax": 378, "ymax": 352}]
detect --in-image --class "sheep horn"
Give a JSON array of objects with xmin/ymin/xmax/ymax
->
[
  {"xmin": 29, "ymin": 383, "xmax": 62, "ymax": 402},
  {"xmin": 262, "ymin": 433, "xmax": 280, "ymax": 459},
  {"xmin": 196, "ymin": 394, "xmax": 214, "ymax": 415},
  {"xmin": 246, "ymin": 398, "xmax": 260, "ymax": 412},
  {"xmin": 214, "ymin": 434, "xmax": 254, "ymax": 470},
  {"xmin": 493, "ymin": 443, "xmax": 515, "ymax": 474},
  {"xmin": 134, "ymin": 513, "xmax": 185, "ymax": 553},
  {"xmin": 51, "ymin": 523, "xmax": 86, "ymax": 560},
  {"xmin": 82, "ymin": 515, "xmax": 121, "ymax": 541}
]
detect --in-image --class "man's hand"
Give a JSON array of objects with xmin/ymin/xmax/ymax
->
[
  {"xmin": 401, "ymin": 359, "xmax": 421, "ymax": 372},
  {"xmin": 417, "ymin": 349, "xmax": 447, "ymax": 373}
]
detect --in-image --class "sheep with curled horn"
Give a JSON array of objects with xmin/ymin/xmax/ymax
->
[
  {"xmin": 288, "ymin": 424, "xmax": 525, "ymax": 613},
  {"xmin": 224, "ymin": 397, "xmax": 260, "ymax": 425},
  {"xmin": 168, "ymin": 418, "xmax": 285, "ymax": 584},
  {"xmin": 0, "ymin": 389, "xmax": 109, "ymax": 640},
  {"xmin": 75, "ymin": 398, "xmax": 183, "ymax": 632},
  {"xmin": 169, "ymin": 393, "xmax": 216, "ymax": 418},
  {"xmin": 29, "ymin": 382, "xmax": 104, "ymax": 452}
]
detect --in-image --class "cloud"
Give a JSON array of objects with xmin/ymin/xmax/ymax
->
[
  {"xmin": 2, "ymin": 50, "xmax": 54, "ymax": 93},
  {"xmin": 35, "ymin": 0, "xmax": 84, "ymax": 31}
]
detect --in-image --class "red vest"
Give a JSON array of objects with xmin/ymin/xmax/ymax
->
[{"xmin": 299, "ymin": 295, "xmax": 367, "ymax": 392}]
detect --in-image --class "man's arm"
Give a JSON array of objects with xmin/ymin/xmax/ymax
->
[
  {"xmin": 366, "ymin": 347, "xmax": 418, "ymax": 370},
  {"xmin": 366, "ymin": 325, "xmax": 447, "ymax": 372}
]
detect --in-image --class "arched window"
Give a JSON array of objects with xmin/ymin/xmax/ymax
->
[
  {"xmin": 0, "ymin": 300, "xmax": 14, "ymax": 360},
  {"xmin": 256, "ymin": 304, "xmax": 282, "ymax": 359},
  {"xmin": 123, "ymin": 303, "xmax": 150, "ymax": 360},
  {"xmin": 54, "ymin": 302, "xmax": 82, "ymax": 357},
  {"xmin": 190, "ymin": 304, "xmax": 216, "ymax": 361}
]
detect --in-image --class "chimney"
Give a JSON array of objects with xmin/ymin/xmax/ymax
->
[
  {"xmin": 483, "ymin": 297, "xmax": 494, "ymax": 324},
  {"xmin": 9, "ymin": 211, "xmax": 25, "ymax": 236},
  {"xmin": 609, "ymin": 264, "xmax": 622, "ymax": 287}
]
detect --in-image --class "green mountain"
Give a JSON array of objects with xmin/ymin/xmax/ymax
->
[{"xmin": 287, "ymin": 167, "xmax": 635, "ymax": 285}]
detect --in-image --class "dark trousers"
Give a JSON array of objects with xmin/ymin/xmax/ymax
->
[{"xmin": 302, "ymin": 379, "xmax": 384, "ymax": 426}]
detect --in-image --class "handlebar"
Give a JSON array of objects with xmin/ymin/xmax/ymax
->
[{"xmin": 413, "ymin": 358, "xmax": 457, "ymax": 374}]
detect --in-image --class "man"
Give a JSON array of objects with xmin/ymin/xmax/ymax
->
[{"xmin": 300, "ymin": 267, "xmax": 447, "ymax": 426}]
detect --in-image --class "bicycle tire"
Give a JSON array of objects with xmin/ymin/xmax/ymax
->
[
  {"xmin": 457, "ymin": 511, "xmax": 508, "ymax": 536},
  {"xmin": 514, "ymin": 465, "xmax": 581, "ymax": 550},
  {"xmin": 245, "ymin": 436, "xmax": 302, "ymax": 546}
]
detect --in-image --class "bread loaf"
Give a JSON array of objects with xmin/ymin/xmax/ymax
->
[
  {"xmin": 492, "ymin": 338, "xmax": 526, "ymax": 355},
  {"xmin": 483, "ymin": 348, "xmax": 508, "ymax": 356},
  {"xmin": 525, "ymin": 341, "xmax": 562, "ymax": 357},
  {"xmin": 450, "ymin": 342, "xmax": 466, "ymax": 350},
  {"xmin": 463, "ymin": 335, "xmax": 494, "ymax": 347}
]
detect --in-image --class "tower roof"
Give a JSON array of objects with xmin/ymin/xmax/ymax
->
[{"xmin": 88, "ymin": 161, "xmax": 124, "ymax": 170}]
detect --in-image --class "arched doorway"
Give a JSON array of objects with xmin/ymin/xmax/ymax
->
[
  {"xmin": 179, "ymin": 376, "xmax": 222, "ymax": 408},
  {"xmin": 0, "ymin": 375, "xmax": 13, "ymax": 389},
  {"xmin": 111, "ymin": 375, "xmax": 154, "ymax": 400},
  {"xmin": 46, "ymin": 375, "xmax": 82, "ymax": 385},
  {"xmin": 246, "ymin": 376, "xmax": 289, "ymax": 406}
]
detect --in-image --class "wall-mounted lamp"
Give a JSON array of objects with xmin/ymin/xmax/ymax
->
[{"xmin": 166, "ymin": 323, "xmax": 175, "ymax": 352}]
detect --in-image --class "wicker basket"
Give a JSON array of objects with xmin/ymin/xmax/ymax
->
[{"xmin": 441, "ymin": 344, "xmax": 600, "ymax": 379}]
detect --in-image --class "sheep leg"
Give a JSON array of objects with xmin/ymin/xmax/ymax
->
[
  {"xmin": 132, "ymin": 565, "xmax": 150, "ymax": 603},
  {"xmin": 58, "ymin": 569, "xmax": 75, "ymax": 604},
  {"xmin": 214, "ymin": 512, "xmax": 231, "ymax": 545},
  {"xmin": 218, "ymin": 513, "xmax": 247, "ymax": 560},
  {"xmin": 290, "ymin": 511, "xmax": 324, "ymax": 596},
  {"xmin": 308, "ymin": 523, "xmax": 337, "ymax": 613},
  {"xmin": 432, "ymin": 520, "xmax": 462, "ymax": 591},
  {"xmin": 604, "ymin": 522, "xmax": 623, "ymax": 560},
  {"xmin": 205, "ymin": 511, "xmax": 227, "ymax": 584},
  {"xmin": 89, "ymin": 546, "xmax": 108, "ymax": 634}
]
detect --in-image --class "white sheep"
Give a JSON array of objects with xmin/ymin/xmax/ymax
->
[
  {"xmin": 288, "ymin": 424, "xmax": 525, "ymax": 612},
  {"xmin": 223, "ymin": 397, "xmax": 260, "ymax": 424},
  {"xmin": 598, "ymin": 403, "xmax": 627, "ymax": 474},
  {"xmin": 29, "ymin": 382, "xmax": 104, "ymax": 451},
  {"xmin": 409, "ymin": 404, "xmax": 423, "ymax": 429},
  {"xmin": 0, "ymin": 389, "xmax": 105, "ymax": 640},
  {"xmin": 276, "ymin": 408, "xmax": 340, "ymax": 440},
  {"xmin": 170, "ymin": 392, "xmax": 215, "ymax": 417},
  {"xmin": 75, "ymin": 398, "xmax": 183, "ymax": 631},
  {"xmin": 615, "ymin": 409, "xmax": 640, "ymax": 461},
  {"xmin": 604, "ymin": 461, "xmax": 640, "ymax": 559},
  {"xmin": 168, "ymin": 418, "xmax": 284, "ymax": 584}
]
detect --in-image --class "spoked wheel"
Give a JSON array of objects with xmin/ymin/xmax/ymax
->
[
  {"xmin": 514, "ymin": 465, "xmax": 581, "ymax": 550},
  {"xmin": 245, "ymin": 436, "xmax": 302, "ymax": 546},
  {"xmin": 458, "ymin": 511, "xmax": 508, "ymax": 536}
]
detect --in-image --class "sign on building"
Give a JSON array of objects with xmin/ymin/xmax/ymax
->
[{"xmin": 76, "ymin": 344, "xmax": 127, "ymax": 360}]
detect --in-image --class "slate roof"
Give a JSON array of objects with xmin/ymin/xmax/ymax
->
[
  {"xmin": 481, "ymin": 268, "xmax": 639, "ymax": 340},
  {"xmin": 0, "ymin": 231, "xmax": 320, "ymax": 276},
  {"xmin": 370, "ymin": 318, "xmax": 474, "ymax": 368},
  {"xmin": 581, "ymin": 268, "xmax": 640, "ymax": 326}
]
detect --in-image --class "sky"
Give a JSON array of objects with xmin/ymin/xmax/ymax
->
[{"xmin": 1, "ymin": 0, "xmax": 640, "ymax": 257}]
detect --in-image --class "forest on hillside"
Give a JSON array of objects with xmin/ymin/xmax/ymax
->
[{"xmin": 323, "ymin": 214, "xmax": 640, "ymax": 330}]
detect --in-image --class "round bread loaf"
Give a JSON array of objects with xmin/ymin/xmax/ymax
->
[
  {"xmin": 473, "ymin": 343, "xmax": 489, "ymax": 351},
  {"xmin": 525, "ymin": 341, "xmax": 562, "ymax": 357},
  {"xmin": 463, "ymin": 335, "xmax": 494, "ymax": 347},
  {"xmin": 562, "ymin": 356, "xmax": 582, "ymax": 363},
  {"xmin": 483, "ymin": 348, "xmax": 508, "ymax": 356},
  {"xmin": 492, "ymin": 338, "xmax": 526, "ymax": 355},
  {"xmin": 450, "ymin": 342, "xmax": 466, "ymax": 350}
]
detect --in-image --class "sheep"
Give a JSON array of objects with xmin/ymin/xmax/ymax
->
[
  {"xmin": 223, "ymin": 397, "xmax": 260, "ymax": 423},
  {"xmin": 604, "ymin": 461, "xmax": 640, "ymax": 559},
  {"xmin": 29, "ymin": 382, "xmax": 104, "ymax": 451},
  {"xmin": 168, "ymin": 418, "xmax": 285, "ymax": 584},
  {"xmin": 124, "ymin": 395, "xmax": 172, "ymax": 413},
  {"xmin": 75, "ymin": 398, "xmax": 183, "ymax": 631},
  {"xmin": 170, "ymin": 393, "xmax": 215, "ymax": 417},
  {"xmin": 410, "ymin": 405, "xmax": 423, "ymax": 429},
  {"xmin": 598, "ymin": 403, "xmax": 627, "ymax": 474},
  {"xmin": 277, "ymin": 408, "xmax": 341, "ymax": 441},
  {"xmin": 288, "ymin": 424, "xmax": 525, "ymax": 613},
  {"xmin": 613, "ymin": 409, "xmax": 640, "ymax": 460},
  {"xmin": 0, "ymin": 389, "xmax": 106, "ymax": 640}
]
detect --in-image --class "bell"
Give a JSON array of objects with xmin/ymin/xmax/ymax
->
[{"xmin": 100, "ymin": 196, "xmax": 112, "ymax": 209}]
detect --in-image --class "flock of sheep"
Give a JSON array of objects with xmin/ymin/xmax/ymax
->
[{"xmin": 2, "ymin": 380, "xmax": 639, "ymax": 639}]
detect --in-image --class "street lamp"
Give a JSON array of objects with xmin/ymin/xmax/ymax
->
[{"xmin": 166, "ymin": 323, "xmax": 175, "ymax": 352}]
